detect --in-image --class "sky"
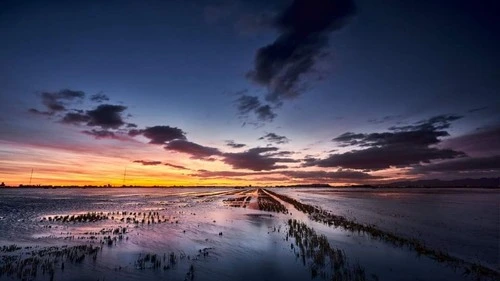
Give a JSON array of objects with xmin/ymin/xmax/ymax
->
[{"xmin": 0, "ymin": 0, "xmax": 499, "ymax": 186}]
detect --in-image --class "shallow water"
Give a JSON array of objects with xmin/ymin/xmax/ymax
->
[
  {"xmin": 0, "ymin": 187, "xmax": 498, "ymax": 281},
  {"xmin": 281, "ymin": 187, "xmax": 500, "ymax": 269}
]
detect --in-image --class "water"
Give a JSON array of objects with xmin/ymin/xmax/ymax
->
[
  {"xmin": 0, "ymin": 187, "xmax": 498, "ymax": 281},
  {"xmin": 280, "ymin": 187, "xmax": 500, "ymax": 269}
]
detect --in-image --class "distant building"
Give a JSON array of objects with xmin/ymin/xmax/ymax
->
[{"xmin": 0, "ymin": 182, "xmax": 5, "ymax": 187}]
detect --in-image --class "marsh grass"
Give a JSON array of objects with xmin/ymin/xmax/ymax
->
[
  {"xmin": 0, "ymin": 245, "xmax": 100, "ymax": 281},
  {"xmin": 287, "ymin": 219, "xmax": 368, "ymax": 281}
]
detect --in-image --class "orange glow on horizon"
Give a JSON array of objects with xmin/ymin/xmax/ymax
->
[{"xmin": 0, "ymin": 140, "xmax": 410, "ymax": 187}]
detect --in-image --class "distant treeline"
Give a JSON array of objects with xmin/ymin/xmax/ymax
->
[{"xmin": 1, "ymin": 177, "xmax": 498, "ymax": 189}]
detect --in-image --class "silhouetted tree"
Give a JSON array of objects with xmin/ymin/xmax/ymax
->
[{"xmin": 0, "ymin": 182, "xmax": 5, "ymax": 187}]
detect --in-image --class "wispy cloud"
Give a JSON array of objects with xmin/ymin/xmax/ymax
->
[{"xmin": 259, "ymin": 132, "xmax": 290, "ymax": 144}]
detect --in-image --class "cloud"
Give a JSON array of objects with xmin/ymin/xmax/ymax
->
[
  {"xmin": 133, "ymin": 160, "xmax": 162, "ymax": 166},
  {"xmin": 282, "ymin": 170, "xmax": 381, "ymax": 181},
  {"xmin": 222, "ymin": 146, "xmax": 298, "ymax": 171},
  {"xmin": 60, "ymin": 104, "xmax": 129, "ymax": 130},
  {"xmin": 247, "ymin": 0, "xmax": 356, "ymax": 103},
  {"xmin": 467, "ymin": 106, "xmax": 488, "ymax": 113},
  {"xmin": 31, "ymin": 90, "xmax": 134, "ymax": 134},
  {"xmin": 255, "ymin": 104, "xmax": 276, "ymax": 121},
  {"xmin": 308, "ymin": 146, "xmax": 465, "ymax": 171},
  {"xmin": 307, "ymin": 115, "xmax": 466, "ymax": 170},
  {"xmin": 193, "ymin": 169, "xmax": 273, "ymax": 178},
  {"xmin": 61, "ymin": 112, "xmax": 91, "ymax": 125},
  {"xmin": 164, "ymin": 163, "xmax": 190, "ymax": 170},
  {"xmin": 29, "ymin": 90, "xmax": 189, "ymax": 146},
  {"xmin": 82, "ymin": 129, "xmax": 118, "ymax": 139},
  {"xmin": 164, "ymin": 140, "xmax": 222, "ymax": 159},
  {"xmin": 411, "ymin": 155, "xmax": 500, "ymax": 174},
  {"xmin": 130, "ymin": 126, "xmax": 186, "ymax": 144},
  {"xmin": 334, "ymin": 115, "xmax": 463, "ymax": 148},
  {"xmin": 236, "ymin": 94, "xmax": 260, "ymax": 114},
  {"xmin": 81, "ymin": 129, "xmax": 135, "ymax": 142},
  {"xmin": 28, "ymin": 108, "xmax": 53, "ymax": 116},
  {"xmin": 225, "ymin": 140, "xmax": 246, "ymax": 148},
  {"xmin": 259, "ymin": 132, "xmax": 290, "ymax": 144},
  {"xmin": 236, "ymin": 94, "xmax": 276, "ymax": 122},
  {"xmin": 409, "ymin": 153, "xmax": 500, "ymax": 179},
  {"xmin": 440, "ymin": 125, "xmax": 500, "ymax": 156},
  {"xmin": 40, "ymin": 89, "xmax": 85, "ymax": 112},
  {"xmin": 156, "ymin": 136, "xmax": 300, "ymax": 170},
  {"xmin": 192, "ymin": 168, "xmax": 379, "ymax": 183},
  {"xmin": 86, "ymin": 104, "xmax": 127, "ymax": 129},
  {"xmin": 90, "ymin": 93, "xmax": 110, "ymax": 103}
]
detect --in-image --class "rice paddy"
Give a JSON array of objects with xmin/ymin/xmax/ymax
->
[{"xmin": 0, "ymin": 187, "xmax": 497, "ymax": 281}]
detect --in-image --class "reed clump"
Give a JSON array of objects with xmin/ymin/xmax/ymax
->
[
  {"xmin": 287, "ymin": 219, "xmax": 367, "ymax": 281},
  {"xmin": 0, "ymin": 244, "xmax": 100, "ymax": 281}
]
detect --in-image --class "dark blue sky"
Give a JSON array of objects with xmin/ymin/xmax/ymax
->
[{"xmin": 1, "ymin": 0, "xmax": 499, "ymax": 185}]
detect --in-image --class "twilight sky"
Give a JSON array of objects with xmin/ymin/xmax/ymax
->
[{"xmin": 1, "ymin": 0, "xmax": 499, "ymax": 186}]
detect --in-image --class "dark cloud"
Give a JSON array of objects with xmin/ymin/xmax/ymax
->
[
  {"xmin": 308, "ymin": 146, "xmax": 465, "ymax": 171},
  {"xmin": 164, "ymin": 163, "xmax": 190, "ymax": 170},
  {"xmin": 236, "ymin": 95, "xmax": 260, "ymax": 114},
  {"xmin": 40, "ymin": 89, "xmax": 85, "ymax": 112},
  {"xmin": 90, "ymin": 93, "xmax": 110, "ymax": 103},
  {"xmin": 225, "ymin": 140, "xmax": 246, "ymax": 148},
  {"xmin": 193, "ymin": 169, "xmax": 273, "ymax": 178},
  {"xmin": 236, "ymin": 95, "xmax": 276, "ymax": 122},
  {"xmin": 192, "ymin": 168, "xmax": 379, "ymax": 182},
  {"xmin": 128, "ymin": 129, "xmax": 142, "ymax": 137},
  {"xmin": 467, "ymin": 106, "xmax": 488, "ymax": 113},
  {"xmin": 255, "ymin": 104, "xmax": 276, "ymax": 121},
  {"xmin": 247, "ymin": 0, "xmax": 356, "ymax": 103},
  {"xmin": 82, "ymin": 129, "xmax": 119, "ymax": 139},
  {"xmin": 133, "ymin": 160, "xmax": 162, "ymax": 166},
  {"xmin": 30, "ymin": 91, "xmax": 190, "ymax": 145},
  {"xmin": 307, "ymin": 115, "xmax": 466, "ymax": 170},
  {"xmin": 86, "ymin": 104, "xmax": 127, "ymax": 129},
  {"xmin": 411, "ymin": 155, "xmax": 500, "ymax": 176},
  {"xmin": 157, "ymin": 138, "xmax": 300, "ymax": 170},
  {"xmin": 389, "ymin": 115, "xmax": 463, "ymax": 132},
  {"xmin": 259, "ymin": 132, "xmax": 289, "ymax": 144},
  {"xmin": 28, "ymin": 108, "xmax": 53, "ymax": 116},
  {"xmin": 165, "ymin": 140, "xmax": 222, "ymax": 159},
  {"xmin": 282, "ymin": 170, "xmax": 381, "ymax": 181},
  {"xmin": 334, "ymin": 115, "xmax": 463, "ymax": 148},
  {"xmin": 222, "ymin": 146, "xmax": 298, "ymax": 171},
  {"xmin": 61, "ymin": 112, "xmax": 90, "ymax": 125},
  {"xmin": 268, "ymin": 150, "xmax": 294, "ymax": 156},
  {"xmin": 60, "ymin": 104, "xmax": 129, "ymax": 129},
  {"xmin": 332, "ymin": 132, "xmax": 366, "ymax": 147},
  {"xmin": 130, "ymin": 126, "xmax": 186, "ymax": 144}
]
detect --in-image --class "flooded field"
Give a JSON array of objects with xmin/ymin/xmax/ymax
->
[{"xmin": 0, "ymin": 187, "xmax": 498, "ymax": 281}]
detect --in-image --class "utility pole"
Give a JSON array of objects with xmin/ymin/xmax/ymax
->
[
  {"xmin": 29, "ymin": 168, "xmax": 33, "ymax": 185},
  {"xmin": 122, "ymin": 166, "xmax": 127, "ymax": 186}
]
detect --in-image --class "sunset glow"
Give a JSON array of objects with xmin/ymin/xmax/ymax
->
[{"xmin": 0, "ymin": 0, "xmax": 498, "ymax": 187}]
